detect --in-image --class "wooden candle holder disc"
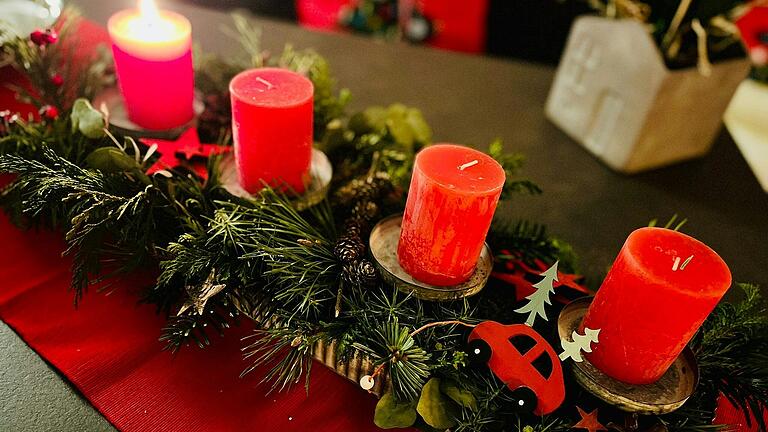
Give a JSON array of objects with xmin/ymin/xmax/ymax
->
[
  {"xmin": 93, "ymin": 87, "xmax": 204, "ymax": 139},
  {"xmin": 369, "ymin": 214, "xmax": 492, "ymax": 301},
  {"xmin": 557, "ymin": 297, "xmax": 699, "ymax": 414},
  {"xmin": 219, "ymin": 148, "xmax": 332, "ymax": 211}
]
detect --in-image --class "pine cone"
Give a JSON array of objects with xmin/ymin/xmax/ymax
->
[
  {"xmin": 341, "ymin": 259, "xmax": 379, "ymax": 287},
  {"xmin": 351, "ymin": 201, "xmax": 379, "ymax": 222},
  {"xmin": 334, "ymin": 235, "xmax": 366, "ymax": 264},
  {"xmin": 334, "ymin": 173, "xmax": 393, "ymax": 206},
  {"xmin": 354, "ymin": 259, "xmax": 379, "ymax": 287},
  {"xmin": 343, "ymin": 218, "xmax": 365, "ymax": 238}
]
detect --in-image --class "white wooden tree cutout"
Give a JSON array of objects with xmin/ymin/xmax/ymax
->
[
  {"xmin": 559, "ymin": 328, "xmax": 600, "ymax": 362},
  {"xmin": 514, "ymin": 261, "xmax": 559, "ymax": 326}
]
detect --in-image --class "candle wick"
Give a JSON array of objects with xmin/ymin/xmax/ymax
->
[
  {"xmin": 458, "ymin": 160, "xmax": 479, "ymax": 171},
  {"xmin": 679, "ymin": 255, "xmax": 694, "ymax": 270},
  {"xmin": 255, "ymin": 77, "xmax": 274, "ymax": 91},
  {"xmin": 672, "ymin": 256, "xmax": 681, "ymax": 271}
]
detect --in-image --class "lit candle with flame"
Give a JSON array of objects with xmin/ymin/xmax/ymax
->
[{"xmin": 108, "ymin": 0, "xmax": 193, "ymax": 130}]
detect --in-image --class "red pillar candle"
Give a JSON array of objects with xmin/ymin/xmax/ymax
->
[
  {"xmin": 397, "ymin": 144, "xmax": 505, "ymax": 286},
  {"xmin": 582, "ymin": 227, "xmax": 732, "ymax": 384},
  {"xmin": 108, "ymin": 0, "xmax": 194, "ymax": 130},
  {"xmin": 229, "ymin": 68, "xmax": 314, "ymax": 194}
]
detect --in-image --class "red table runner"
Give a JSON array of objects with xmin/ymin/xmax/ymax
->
[{"xmin": 0, "ymin": 212, "xmax": 389, "ymax": 431}]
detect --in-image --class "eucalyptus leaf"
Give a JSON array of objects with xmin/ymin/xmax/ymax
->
[
  {"xmin": 363, "ymin": 106, "xmax": 388, "ymax": 131},
  {"xmin": 86, "ymin": 147, "xmax": 141, "ymax": 173},
  {"xmin": 416, "ymin": 378, "xmax": 458, "ymax": 430},
  {"xmin": 404, "ymin": 108, "xmax": 431, "ymax": 145},
  {"xmin": 374, "ymin": 392, "xmax": 418, "ymax": 429},
  {"xmin": 440, "ymin": 380, "xmax": 478, "ymax": 412},
  {"xmin": 70, "ymin": 98, "xmax": 105, "ymax": 139}
]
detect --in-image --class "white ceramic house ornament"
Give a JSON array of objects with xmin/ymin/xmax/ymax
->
[{"xmin": 546, "ymin": 16, "xmax": 750, "ymax": 173}]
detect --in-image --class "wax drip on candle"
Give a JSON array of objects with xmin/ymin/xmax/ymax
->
[{"xmin": 458, "ymin": 159, "xmax": 479, "ymax": 171}]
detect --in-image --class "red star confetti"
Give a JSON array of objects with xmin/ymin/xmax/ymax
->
[
  {"xmin": 140, "ymin": 127, "xmax": 229, "ymax": 178},
  {"xmin": 492, "ymin": 252, "xmax": 592, "ymax": 303},
  {"xmin": 572, "ymin": 407, "xmax": 607, "ymax": 432}
]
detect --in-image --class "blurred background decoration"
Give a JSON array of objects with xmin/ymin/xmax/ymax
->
[
  {"xmin": 0, "ymin": 0, "xmax": 62, "ymax": 48},
  {"xmin": 2, "ymin": 0, "xmax": 767, "ymax": 190}
]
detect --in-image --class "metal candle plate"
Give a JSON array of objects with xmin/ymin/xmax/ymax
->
[
  {"xmin": 219, "ymin": 148, "xmax": 332, "ymax": 211},
  {"xmin": 557, "ymin": 297, "xmax": 699, "ymax": 414},
  {"xmin": 93, "ymin": 87, "xmax": 204, "ymax": 139},
  {"xmin": 369, "ymin": 214, "xmax": 492, "ymax": 301}
]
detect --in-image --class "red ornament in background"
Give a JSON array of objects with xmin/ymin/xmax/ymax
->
[
  {"xmin": 736, "ymin": 6, "xmax": 768, "ymax": 65},
  {"xmin": 140, "ymin": 127, "xmax": 229, "ymax": 178},
  {"xmin": 51, "ymin": 74, "xmax": 64, "ymax": 87},
  {"xmin": 417, "ymin": 0, "xmax": 489, "ymax": 53},
  {"xmin": 466, "ymin": 321, "xmax": 565, "ymax": 415},
  {"xmin": 492, "ymin": 253, "xmax": 593, "ymax": 303},
  {"xmin": 30, "ymin": 29, "xmax": 59, "ymax": 46},
  {"xmin": 296, "ymin": 0, "xmax": 351, "ymax": 31},
  {"xmin": 572, "ymin": 407, "xmax": 608, "ymax": 432},
  {"xmin": 40, "ymin": 105, "xmax": 59, "ymax": 120}
]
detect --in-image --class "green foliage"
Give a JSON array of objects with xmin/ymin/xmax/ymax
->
[
  {"xmin": 70, "ymin": 99, "xmax": 106, "ymax": 139},
  {"xmin": 375, "ymin": 392, "xmax": 419, "ymax": 429},
  {"xmin": 648, "ymin": 213, "xmax": 688, "ymax": 231},
  {"xmin": 488, "ymin": 139, "xmax": 542, "ymax": 199},
  {"xmin": 355, "ymin": 320, "xmax": 431, "ymax": 401},
  {"xmin": 322, "ymin": 103, "xmax": 432, "ymax": 188},
  {"xmin": 417, "ymin": 378, "xmax": 460, "ymax": 430},
  {"xmin": 692, "ymin": 283, "xmax": 768, "ymax": 431}
]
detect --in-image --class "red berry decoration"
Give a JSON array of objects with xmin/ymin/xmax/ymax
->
[
  {"xmin": 40, "ymin": 106, "xmax": 59, "ymax": 120},
  {"xmin": 466, "ymin": 321, "xmax": 565, "ymax": 415},
  {"xmin": 51, "ymin": 74, "xmax": 64, "ymax": 87},
  {"xmin": 30, "ymin": 29, "xmax": 58, "ymax": 46},
  {"xmin": 30, "ymin": 30, "xmax": 47, "ymax": 45}
]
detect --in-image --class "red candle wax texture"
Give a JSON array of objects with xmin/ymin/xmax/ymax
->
[
  {"xmin": 108, "ymin": 9, "xmax": 194, "ymax": 131},
  {"xmin": 230, "ymin": 68, "xmax": 314, "ymax": 194},
  {"xmin": 581, "ymin": 227, "xmax": 732, "ymax": 384},
  {"xmin": 397, "ymin": 144, "xmax": 505, "ymax": 286}
]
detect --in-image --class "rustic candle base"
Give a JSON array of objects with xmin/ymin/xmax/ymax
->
[
  {"xmin": 369, "ymin": 214, "xmax": 493, "ymax": 301},
  {"xmin": 218, "ymin": 148, "xmax": 332, "ymax": 211},
  {"xmin": 557, "ymin": 297, "xmax": 699, "ymax": 414},
  {"xmin": 93, "ymin": 87, "xmax": 204, "ymax": 139}
]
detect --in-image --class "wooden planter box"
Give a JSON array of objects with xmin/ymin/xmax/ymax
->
[{"xmin": 546, "ymin": 16, "xmax": 750, "ymax": 173}]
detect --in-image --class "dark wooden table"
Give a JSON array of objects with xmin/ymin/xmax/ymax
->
[
  {"xmin": 85, "ymin": 0, "xmax": 768, "ymax": 294},
  {"xmin": 2, "ymin": 1, "xmax": 766, "ymax": 430}
]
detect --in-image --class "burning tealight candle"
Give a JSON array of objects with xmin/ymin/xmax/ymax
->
[
  {"xmin": 581, "ymin": 227, "xmax": 732, "ymax": 384},
  {"xmin": 397, "ymin": 144, "xmax": 506, "ymax": 286},
  {"xmin": 108, "ymin": 0, "xmax": 194, "ymax": 130},
  {"xmin": 229, "ymin": 68, "xmax": 314, "ymax": 194}
]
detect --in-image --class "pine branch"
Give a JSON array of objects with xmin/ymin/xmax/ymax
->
[
  {"xmin": 488, "ymin": 218, "xmax": 578, "ymax": 273},
  {"xmin": 0, "ymin": 147, "xmax": 158, "ymax": 302},
  {"xmin": 241, "ymin": 190, "xmax": 339, "ymax": 321},
  {"xmin": 354, "ymin": 320, "xmax": 432, "ymax": 402}
]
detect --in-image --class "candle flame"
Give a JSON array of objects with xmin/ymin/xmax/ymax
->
[{"xmin": 138, "ymin": 0, "xmax": 161, "ymax": 24}]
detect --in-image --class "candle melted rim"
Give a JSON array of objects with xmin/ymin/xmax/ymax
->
[
  {"xmin": 229, "ymin": 68, "xmax": 314, "ymax": 109},
  {"xmin": 622, "ymin": 227, "xmax": 732, "ymax": 297},
  {"xmin": 413, "ymin": 144, "xmax": 506, "ymax": 195}
]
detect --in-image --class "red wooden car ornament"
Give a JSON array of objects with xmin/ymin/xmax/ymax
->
[{"xmin": 466, "ymin": 321, "xmax": 565, "ymax": 415}]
